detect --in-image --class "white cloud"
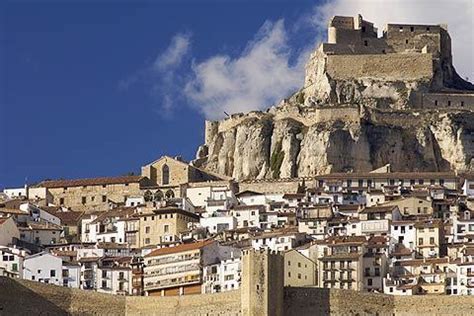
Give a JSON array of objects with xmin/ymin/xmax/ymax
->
[
  {"xmin": 311, "ymin": 0, "xmax": 473, "ymax": 80},
  {"xmin": 184, "ymin": 20, "xmax": 311, "ymax": 120},
  {"xmin": 153, "ymin": 32, "xmax": 191, "ymax": 72}
]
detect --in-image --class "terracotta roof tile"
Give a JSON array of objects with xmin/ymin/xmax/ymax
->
[
  {"xmin": 38, "ymin": 175, "xmax": 145, "ymax": 188},
  {"xmin": 145, "ymin": 240, "xmax": 215, "ymax": 258}
]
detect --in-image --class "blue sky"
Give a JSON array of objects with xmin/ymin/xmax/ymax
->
[{"xmin": 1, "ymin": 0, "xmax": 472, "ymax": 189}]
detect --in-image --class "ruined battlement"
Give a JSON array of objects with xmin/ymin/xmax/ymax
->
[{"xmin": 326, "ymin": 14, "xmax": 447, "ymax": 58}]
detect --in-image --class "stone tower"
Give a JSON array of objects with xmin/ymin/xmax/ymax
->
[{"xmin": 241, "ymin": 249, "xmax": 284, "ymax": 316}]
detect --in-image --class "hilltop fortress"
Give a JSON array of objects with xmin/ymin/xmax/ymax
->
[{"xmin": 194, "ymin": 15, "xmax": 474, "ymax": 180}]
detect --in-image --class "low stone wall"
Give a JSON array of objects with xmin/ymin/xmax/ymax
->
[
  {"xmin": 0, "ymin": 277, "xmax": 126, "ymax": 315},
  {"xmin": 284, "ymin": 287, "xmax": 474, "ymax": 316},
  {"xmin": 3, "ymin": 277, "xmax": 474, "ymax": 316},
  {"xmin": 126, "ymin": 290, "xmax": 241, "ymax": 316}
]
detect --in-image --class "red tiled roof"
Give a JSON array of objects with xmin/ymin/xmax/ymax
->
[
  {"xmin": 38, "ymin": 175, "xmax": 144, "ymax": 188},
  {"xmin": 145, "ymin": 240, "xmax": 215, "ymax": 258}
]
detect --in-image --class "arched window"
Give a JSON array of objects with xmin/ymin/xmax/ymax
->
[
  {"xmin": 162, "ymin": 164, "xmax": 170, "ymax": 185},
  {"xmin": 154, "ymin": 191, "xmax": 164, "ymax": 202},
  {"xmin": 165, "ymin": 189, "xmax": 175, "ymax": 199},
  {"xmin": 144, "ymin": 190, "xmax": 153, "ymax": 202}
]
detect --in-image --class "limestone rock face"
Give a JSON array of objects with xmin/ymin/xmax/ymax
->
[{"xmin": 195, "ymin": 108, "xmax": 474, "ymax": 180}]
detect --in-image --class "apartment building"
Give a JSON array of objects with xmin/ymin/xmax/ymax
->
[
  {"xmin": 143, "ymin": 240, "xmax": 234, "ymax": 296},
  {"xmin": 317, "ymin": 236, "xmax": 365, "ymax": 291},
  {"xmin": 134, "ymin": 207, "xmax": 199, "ymax": 247},
  {"xmin": 96, "ymin": 256, "xmax": 133, "ymax": 295},
  {"xmin": 284, "ymin": 249, "xmax": 317, "ymax": 287},
  {"xmin": 202, "ymin": 251, "xmax": 241, "ymax": 293},
  {"xmin": 415, "ymin": 219, "xmax": 443, "ymax": 258}
]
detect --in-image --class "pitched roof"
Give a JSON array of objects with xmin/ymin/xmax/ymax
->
[
  {"xmin": 359, "ymin": 205, "xmax": 397, "ymax": 214},
  {"xmin": 38, "ymin": 175, "xmax": 145, "ymax": 188},
  {"xmin": 145, "ymin": 240, "xmax": 215, "ymax": 258}
]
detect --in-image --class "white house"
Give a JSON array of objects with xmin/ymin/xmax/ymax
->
[
  {"xmin": 235, "ymin": 191, "xmax": 267, "ymax": 206},
  {"xmin": 62, "ymin": 263, "xmax": 81, "ymax": 288},
  {"xmin": 230, "ymin": 205, "xmax": 264, "ymax": 229},
  {"xmin": 202, "ymin": 252, "xmax": 241, "ymax": 294},
  {"xmin": 23, "ymin": 252, "xmax": 63, "ymax": 285},
  {"xmin": 391, "ymin": 220, "xmax": 416, "ymax": 249},
  {"xmin": 0, "ymin": 246, "xmax": 26, "ymax": 278},
  {"xmin": 200, "ymin": 213, "xmax": 237, "ymax": 234},
  {"xmin": 96, "ymin": 256, "xmax": 133, "ymax": 295},
  {"xmin": 2, "ymin": 187, "xmax": 27, "ymax": 199},
  {"xmin": 251, "ymin": 230, "xmax": 307, "ymax": 252}
]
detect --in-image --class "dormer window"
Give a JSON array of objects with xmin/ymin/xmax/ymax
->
[{"xmin": 410, "ymin": 26, "xmax": 414, "ymax": 32}]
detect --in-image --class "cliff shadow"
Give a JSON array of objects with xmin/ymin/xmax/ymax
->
[{"xmin": 0, "ymin": 277, "xmax": 68, "ymax": 316}]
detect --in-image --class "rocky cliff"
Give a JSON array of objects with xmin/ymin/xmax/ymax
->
[{"xmin": 193, "ymin": 16, "xmax": 474, "ymax": 180}]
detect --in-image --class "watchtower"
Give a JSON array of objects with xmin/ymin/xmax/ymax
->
[{"xmin": 241, "ymin": 248, "xmax": 284, "ymax": 316}]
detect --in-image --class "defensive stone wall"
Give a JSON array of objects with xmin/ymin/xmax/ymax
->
[
  {"xmin": 0, "ymin": 277, "xmax": 126, "ymax": 315},
  {"xmin": 420, "ymin": 92, "xmax": 474, "ymax": 110},
  {"xmin": 239, "ymin": 178, "xmax": 305, "ymax": 194},
  {"xmin": 127, "ymin": 290, "xmax": 241, "ymax": 316},
  {"xmin": 326, "ymin": 53, "xmax": 433, "ymax": 81},
  {"xmin": 3, "ymin": 276, "xmax": 474, "ymax": 315},
  {"xmin": 285, "ymin": 286, "xmax": 474, "ymax": 315},
  {"xmin": 205, "ymin": 107, "xmax": 361, "ymax": 144}
]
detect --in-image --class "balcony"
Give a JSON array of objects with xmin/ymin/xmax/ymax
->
[
  {"xmin": 144, "ymin": 275, "xmax": 201, "ymax": 291},
  {"xmin": 146, "ymin": 263, "xmax": 201, "ymax": 277},
  {"xmin": 147, "ymin": 255, "xmax": 200, "ymax": 266}
]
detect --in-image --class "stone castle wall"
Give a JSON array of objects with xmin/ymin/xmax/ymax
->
[
  {"xmin": 3, "ymin": 276, "xmax": 474, "ymax": 315},
  {"xmin": 420, "ymin": 92, "xmax": 474, "ymax": 110},
  {"xmin": 204, "ymin": 107, "xmax": 361, "ymax": 146},
  {"xmin": 326, "ymin": 53, "xmax": 433, "ymax": 81}
]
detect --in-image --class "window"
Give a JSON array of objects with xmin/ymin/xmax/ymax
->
[
  {"xmin": 410, "ymin": 26, "xmax": 414, "ymax": 32},
  {"xmin": 430, "ymin": 237, "xmax": 435, "ymax": 245},
  {"xmin": 164, "ymin": 225, "xmax": 169, "ymax": 233},
  {"xmin": 162, "ymin": 164, "xmax": 170, "ymax": 185},
  {"xmin": 82, "ymin": 196, "xmax": 86, "ymax": 204},
  {"xmin": 50, "ymin": 270, "xmax": 56, "ymax": 277},
  {"xmin": 364, "ymin": 40, "xmax": 368, "ymax": 46},
  {"xmin": 461, "ymin": 101, "xmax": 465, "ymax": 107},
  {"xmin": 435, "ymin": 100, "xmax": 438, "ymax": 106},
  {"xmin": 59, "ymin": 198, "xmax": 64, "ymax": 205},
  {"xmin": 368, "ymin": 278, "xmax": 373, "ymax": 286},
  {"xmin": 448, "ymin": 100, "xmax": 451, "ymax": 106},
  {"xmin": 102, "ymin": 270, "xmax": 107, "ymax": 278},
  {"xmin": 418, "ymin": 238, "xmax": 423, "ymax": 245},
  {"xmin": 102, "ymin": 195, "xmax": 107, "ymax": 202},
  {"xmin": 102, "ymin": 280, "xmax": 107, "ymax": 289},
  {"xmin": 145, "ymin": 238, "xmax": 150, "ymax": 244},
  {"xmin": 145, "ymin": 226, "xmax": 150, "ymax": 234}
]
